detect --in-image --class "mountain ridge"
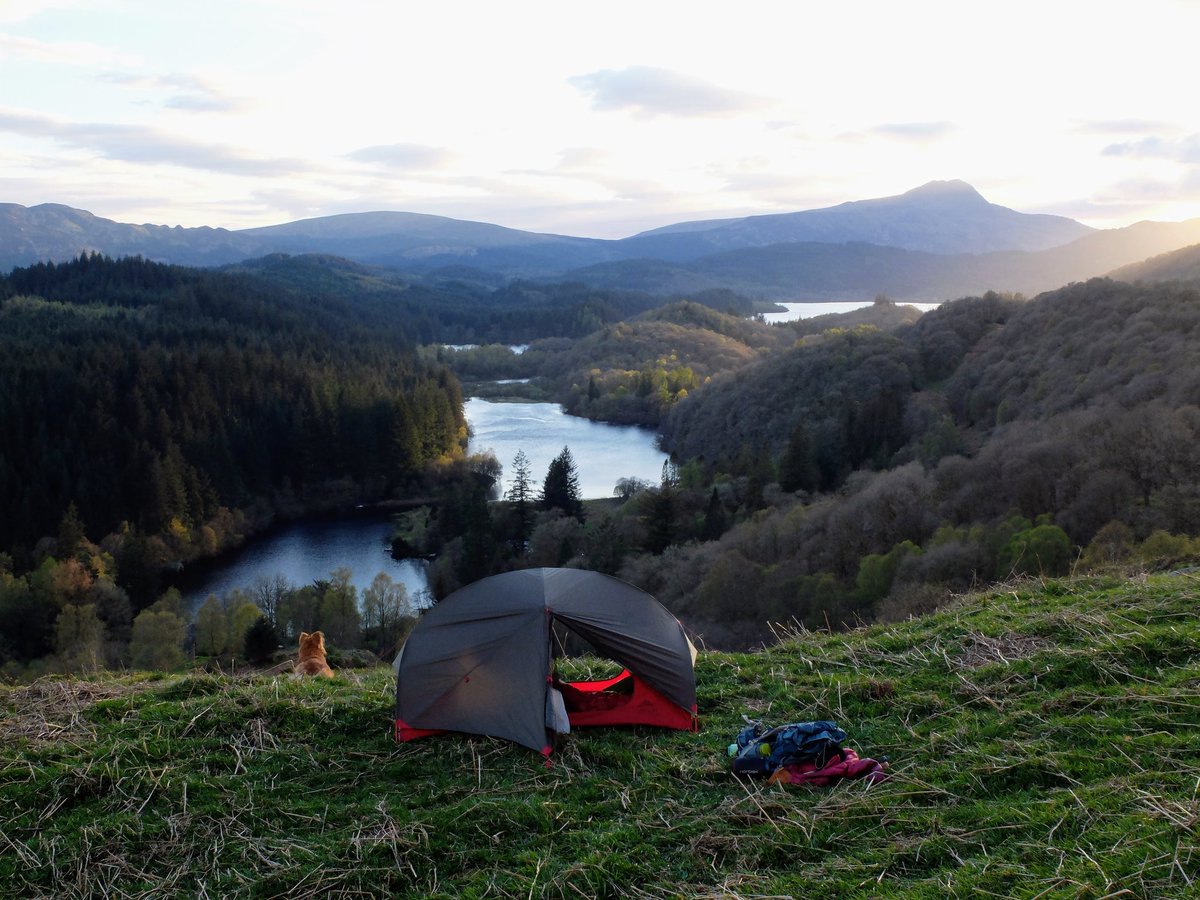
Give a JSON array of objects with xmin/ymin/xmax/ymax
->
[
  {"xmin": 2, "ymin": 184, "xmax": 1198, "ymax": 299},
  {"xmin": 623, "ymin": 179, "xmax": 1093, "ymax": 258},
  {"xmin": 563, "ymin": 218, "xmax": 1200, "ymax": 300},
  {"xmin": 0, "ymin": 181, "xmax": 1088, "ymax": 269},
  {"xmin": 635, "ymin": 180, "xmax": 992, "ymax": 236}
]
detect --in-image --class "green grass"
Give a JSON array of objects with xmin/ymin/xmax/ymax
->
[{"xmin": 2, "ymin": 574, "xmax": 1199, "ymax": 898}]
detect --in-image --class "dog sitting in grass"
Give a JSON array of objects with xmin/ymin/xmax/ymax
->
[{"xmin": 294, "ymin": 630, "xmax": 335, "ymax": 677}]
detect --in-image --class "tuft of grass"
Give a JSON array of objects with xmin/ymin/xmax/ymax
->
[{"xmin": 2, "ymin": 573, "xmax": 1198, "ymax": 897}]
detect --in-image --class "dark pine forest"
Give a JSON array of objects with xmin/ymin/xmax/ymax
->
[{"xmin": 0, "ymin": 254, "xmax": 465, "ymax": 566}]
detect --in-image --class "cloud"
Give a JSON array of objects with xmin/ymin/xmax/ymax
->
[
  {"xmin": 0, "ymin": 107, "xmax": 312, "ymax": 177},
  {"xmin": 345, "ymin": 143, "xmax": 454, "ymax": 169},
  {"xmin": 717, "ymin": 170, "xmax": 804, "ymax": 195},
  {"xmin": 1103, "ymin": 169, "xmax": 1200, "ymax": 201},
  {"xmin": 764, "ymin": 120, "xmax": 809, "ymax": 138},
  {"xmin": 0, "ymin": 30, "xmax": 136, "ymax": 66},
  {"xmin": 164, "ymin": 93, "xmax": 239, "ymax": 113},
  {"xmin": 554, "ymin": 146, "xmax": 612, "ymax": 172},
  {"xmin": 1102, "ymin": 133, "xmax": 1200, "ymax": 164},
  {"xmin": 568, "ymin": 66, "xmax": 770, "ymax": 118},
  {"xmin": 870, "ymin": 121, "xmax": 955, "ymax": 142},
  {"xmin": 1032, "ymin": 169, "xmax": 1200, "ymax": 227},
  {"xmin": 522, "ymin": 154, "xmax": 678, "ymax": 205},
  {"xmin": 711, "ymin": 169, "xmax": 848, "ymax": 211},
  {"xmin": 1033, "ymin": 195, "xmax": 1164, "ymax": 221},
  {"xmin": 99, "ymin": 73, "xmax": 246, "ymax": 113}
]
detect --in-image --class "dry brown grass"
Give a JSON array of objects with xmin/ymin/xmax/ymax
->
[
  {"xmin": 0, "ymin": 678, "xmax": 142, "ymax": 747},
  {"xmin": 955, "ymin": 632, "xmax": 1054, "ymax": 669}
]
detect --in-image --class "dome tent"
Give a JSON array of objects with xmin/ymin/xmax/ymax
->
[{"xmin": 393, "ymin": 568, "xmax": 698, "ymax": 758}]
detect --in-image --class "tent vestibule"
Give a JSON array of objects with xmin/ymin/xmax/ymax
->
[{"xmin": 393, "ymin": 568, "xmax": 698, "ymax": 756}]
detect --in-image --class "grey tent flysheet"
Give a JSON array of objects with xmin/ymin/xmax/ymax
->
[{"xmin": 394, "ymin": 568, "xmax": 697, "ymax": 754}]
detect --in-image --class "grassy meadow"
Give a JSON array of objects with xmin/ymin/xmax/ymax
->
[{"xmin": 2, "ymin": 573, "xmax": 1198, "ymax": 898}]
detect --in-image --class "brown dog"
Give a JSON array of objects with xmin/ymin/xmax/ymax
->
[{"xmin": 294, "ymin": 631, "xmax": 335, "ymax": 677}]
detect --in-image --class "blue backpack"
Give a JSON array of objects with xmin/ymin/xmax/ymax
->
[{"xmin": 729, "ymin": 719, "xmax": 847, "ymax": 775}]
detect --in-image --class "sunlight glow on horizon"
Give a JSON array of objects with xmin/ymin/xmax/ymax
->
[{"xmin": 1, "ymin": 0, "xmax": 1199, "ymax": 236}]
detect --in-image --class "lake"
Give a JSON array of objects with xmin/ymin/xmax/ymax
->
[
  {"xmin": 762, "ymin": 300, "xmax": 942, "ymax": 323},
  {"xmin": 465, "ymin": 397, "xmax": 668, "ymax": 500},
  {"xmin": 179, "ymin": 397, "xmax": 667, "ymax": 608},
  {"xmin": 176, "ymin": 512, "xmax": 430, "ymax": 612}
]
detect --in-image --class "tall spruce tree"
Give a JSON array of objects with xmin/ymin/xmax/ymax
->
[
  {"xmin": 541, "ymin": 446, "xmax": 584, "ymax": 522},
  {"xmin": 505, "ymin": 450, "xmax": 536, "ymax": 554}
]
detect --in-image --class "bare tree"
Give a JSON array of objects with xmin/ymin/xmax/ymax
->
[
  {"xmin": 362, "ymin": 571, "xmax": 414, "ymax": 656},
  {"xmin": 251, "ymin": 573, "xmax": 292, "ymax": 628}
]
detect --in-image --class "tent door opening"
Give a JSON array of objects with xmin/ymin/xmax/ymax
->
[{"xmin": 549, "ymin": 620, "xmax": 694, "ymax": 731}]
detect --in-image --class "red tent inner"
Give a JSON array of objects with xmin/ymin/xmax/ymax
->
[
  {"xmin": 554, "ymin": 669, "xmax": 697, "ymax": 731},
  {"xmin": 397, "ymin": 668, "xmax": 697, "ymax": 743}
]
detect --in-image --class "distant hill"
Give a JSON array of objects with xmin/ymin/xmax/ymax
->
[
  {"xmin": 567, "ymin": 218, "xmax": 1200, "ymax": 300},
  {"xmin": 0, "ymin": 202, "xmax": 266, "ymax": 270},
  {"xmin": 635, "ymin": 276, "xmax": 1200, "ymax": 649},
  {"xmin": 239, "ymin": 210, "xmax": 618, "ymax": 275},
  {"xmin": 6, "ymin": 187, "xmax": 1200, "ymax": 300},
  {"xmin": 528, "ymin": 300, "xmax": 797, "ymax": 426},
  {"xmin": 661, "ymin": 277, "xmax": 1200, "ymax": 485},
  {"xmin": 1108, "ymin": 241, "xmax": 1200, "ymax": 284},
  {"xmin": 0, "ymin": 203, "xmax": 618, "ymax": 276},
  {"xmin": 223, "ymin": 253, "xmax": 680, "ymax": 344},
  {"xmin": 0, "ymin": 181, "xmax": 1096, "ymax": 278},
  {"xmin": 621, "ymin": 180, "xmax": 1094, "ymax": 259}
]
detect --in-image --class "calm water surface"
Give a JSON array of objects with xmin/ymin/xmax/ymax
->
[
  {"xmin": 180, "ymin": 397, "xmax": 667, "ymax": 607},
  {"xmin": 762, "ymin": 300, "xmax": 941, "ymax": 323},
  {"xmin": 465, "ymin": 397, "xmax": 669, "ymax": 499},
  {"xmin": 178, "ymin": 513, "xmax": 429, "ymax": 612}
]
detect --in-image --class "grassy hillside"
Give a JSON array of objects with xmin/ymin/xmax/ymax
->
[{"xmin": 2, "ymin": 574, "xmax": 1197, "ymax": 897}]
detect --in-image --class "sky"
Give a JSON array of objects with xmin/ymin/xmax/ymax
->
[{"xmin": 2, "ymin": 0, "xmax": 1200, "ymax": 238}]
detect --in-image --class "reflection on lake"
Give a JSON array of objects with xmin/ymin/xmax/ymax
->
[
  {"xmin": 762, "ymin": 300, "xmax": 942, "ymax": 323},
  {"xmin": 178, "ymin": 398, "xmax": 669, "ymax": 608},
  {"xmin": 466, "ymin": 397, "xmax": 668, "ymax": 499},
  {"xmin": 443, "ymin": 343, "xmax": 529, "ymax": 354},
  {"xmin": 177, "ymin": 513, "xmax": 429, "ymax": 612}
]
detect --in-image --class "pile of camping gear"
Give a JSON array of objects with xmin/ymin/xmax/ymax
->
[{"xmin": 728, "ymin": 718, "xmax": 889, "ymax": 786}]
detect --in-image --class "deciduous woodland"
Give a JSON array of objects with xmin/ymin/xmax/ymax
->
[
  {"xmin": 429, "ymin": 281, "xmax": 1200, "ymax": 646},
  {"xmin": 3, "ymin": 251, "xmax": 1200, "ymax": 673}
]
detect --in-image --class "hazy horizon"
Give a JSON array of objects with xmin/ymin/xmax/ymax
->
[{"xmin": 3, "ymin": 1, "xmax": 1199, "ymax": 238}]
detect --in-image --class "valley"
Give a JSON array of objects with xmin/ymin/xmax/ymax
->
[{"xmin": 4, "ymin": 182, "xmax": 1200, "ymax": 669}]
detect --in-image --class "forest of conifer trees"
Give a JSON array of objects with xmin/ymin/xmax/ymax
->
[{"xmin": 0, "ymin": 255, "xmax": 465, "ymax": 613}]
